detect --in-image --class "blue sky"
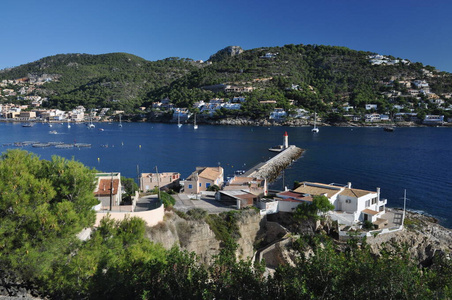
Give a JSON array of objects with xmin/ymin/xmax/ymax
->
[{"xmin": 1, "ymin": 0, "xmax": 452, "ymax": 72}]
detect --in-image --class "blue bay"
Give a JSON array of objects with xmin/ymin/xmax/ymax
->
[{"xmin": 1, "ymin": 122, "xmax": 451, "ymax": 228}]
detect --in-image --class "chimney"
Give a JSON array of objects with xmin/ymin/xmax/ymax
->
[
  {"xmin": 347, "ymin": 182, "xmax": 352, "ymax": 188},
  {"xmin": 376, "ymin": 187, "xmax": 380, "ymax": 202}
]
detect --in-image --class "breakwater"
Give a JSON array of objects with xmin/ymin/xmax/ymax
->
[{"xmin": 244, "ymin": 145, "xmax": 303, "ymax": 182}]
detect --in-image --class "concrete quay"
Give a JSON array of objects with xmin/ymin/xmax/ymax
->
[{"xmin": 243, "ymin": 145, "xmax": 303, "ymax": 182}]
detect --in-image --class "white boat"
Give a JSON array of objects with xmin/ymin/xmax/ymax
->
[
  {"xmin": 193, "ymin": 113, "xmax": 198, "ymax": 129},
  {"xmin": 119, "ymin": 114, "xmax": 122, "ymax": 127},
  {"xmin": 49, "ymin": 130, "xmax": 58, "ymax": 134},
  {"xmin": 67, "ymin": 121, "xmax": 71, "ymax": 128},
  {"xmin": 268, "ymin": 145, "xmax": 285, "ymax": 152},
  {"xmin": 312, "ymin": 112, "xmax": 319, "ymax": 133}
]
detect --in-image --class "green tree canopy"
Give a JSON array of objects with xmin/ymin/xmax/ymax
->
[{"xmin": 0, "ymin": 149, "xmax": 98, "ymax": 280}]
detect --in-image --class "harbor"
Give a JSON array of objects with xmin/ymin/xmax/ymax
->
[
  {"xmin": 0, "ymin": 122, "xmax": 450, "ymax": 228},
  {"xmin": 243, "ymin": 132, "xmax": 303, "ymax": 183},
  {"xmin": 244, "ymin": 145, "xmax": 303, "ymax": 183}
]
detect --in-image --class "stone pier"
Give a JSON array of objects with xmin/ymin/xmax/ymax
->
[{"xmin": 243, "ymin": 145, "xmax": 303, "ymax": 182}]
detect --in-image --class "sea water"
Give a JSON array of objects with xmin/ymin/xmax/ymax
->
[{"xmin": 1, "ymin": 122, "xmax": 451, "ymax": 228}]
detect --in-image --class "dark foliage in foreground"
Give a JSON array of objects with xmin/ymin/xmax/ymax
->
[{"xmin": 0, "ymin": 150, "xmax": 451, "ymax": 299}]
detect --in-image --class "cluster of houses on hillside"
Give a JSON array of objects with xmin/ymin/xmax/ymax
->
[
  {"xmin": 0, "ymin": 103, "xmax": 125, "ymax": 122},
  {"xmin": 367, "ymin": 54, "xmax": 410, "ymax": 66},
  {"xmin": 2, "ymin": 64, "xmax": 451, "ymax": 125},
  {"xmin": 151, "ymin": 96, "xmax": 447, "ymax": 125}
]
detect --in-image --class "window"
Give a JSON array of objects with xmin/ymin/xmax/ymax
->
[
  {"xmin": 365, "ymin": 200, "xmax": 370, "ymax": 207},
  {"xmin": 371, "ymin": 197, "xmax": 377, "ymax": 204},
  {"xmin": 206, "ymin": 183, "xmax": 211, "ymax": 188},
  {"xmin": 199, "ymin": 183, "xmax": 201, "ymax": 187},
  {"xmin": 345, "ymin": 199, "xmax": 351, "ymax": 204},
  {"xmin": 188, "ymin": 184, "xmax": 192, "ymax": 189}
]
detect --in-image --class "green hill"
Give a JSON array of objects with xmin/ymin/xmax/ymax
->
[
  {"xmin": 1, "ymin": 45, "xmax": 452, "ymax": 118},
  {"xmin": 0, "ymin": 53, "xmax": 203, "ymax": 111}
]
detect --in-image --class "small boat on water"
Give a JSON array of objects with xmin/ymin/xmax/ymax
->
[
  {"xmin": 268, "ymin": 145, "xmax": 285, "ymax": 152},
  {"xmin": 383, "ymin": 127, "xmax": 394, "ymax": 132},
  {"xmin": 22, "ymin": 123, "xmax": 34, "ymax": 127},
  {"xmin": 49, "ymin": 130, "xmax": 58, "ymax": 134}
]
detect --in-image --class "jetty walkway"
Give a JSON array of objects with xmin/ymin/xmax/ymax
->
[{"xmin": 243, "ymin": 145, "xmax": 303, "ymax": 182}]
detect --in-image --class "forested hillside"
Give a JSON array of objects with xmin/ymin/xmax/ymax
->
[
  {"xmin": 0, "ymin": 53, "xmax": 203, "ymax": 111},
  {"xmin": 1, "ymin": 44, "xmax": 452, "ymax": 118}
]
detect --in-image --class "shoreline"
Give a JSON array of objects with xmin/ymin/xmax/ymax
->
[{"xmin": 1, "ymin": 117, "xmax": 451, "ymax": 128}]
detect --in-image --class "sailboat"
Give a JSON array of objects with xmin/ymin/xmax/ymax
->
[
  {"xmin": 67, "ymin": 119, "xmax": 71, "ymax": 128},
  {"xmin": 87, "ymin": 116, "xmax": 95, "ymax": 129},
  {"xmin": 311, "ymin": 112, "xmax": 319, "ymax": 133},
  {"xmin": 118, "ymin": 114, "xmax": 122, "ymax": 127},
  {"xmin": 193, "ymin": 113, "xmax": 198, "ymax": 129},
  {"xmin": 177, "ymin": 112, "xmax": 182, "ymax": 128}
]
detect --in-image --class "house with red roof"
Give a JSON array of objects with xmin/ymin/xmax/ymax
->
[{"xmin": 94, "ymin": 173, "xmax": 122, "ymax": 210}]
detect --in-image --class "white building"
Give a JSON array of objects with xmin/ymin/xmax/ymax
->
[
  {"xmin": 291, "ymin": 182, "xmax": 387, "ymax": 223},
  {"xmin": 269, "ymin": 108, "xmax": 287, "ymax": 120},
  {"xmin": 365, "ymin": 104, "xmax": 378, "ymax": 110}
]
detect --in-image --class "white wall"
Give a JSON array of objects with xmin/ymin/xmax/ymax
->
[{"xmin": 95, "ymin": 203, "xmax": 164, "ymax": 227}]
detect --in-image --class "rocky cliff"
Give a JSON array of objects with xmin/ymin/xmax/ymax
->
[
  {"xmin": 366, "ymin": 211, "xmax": 452, "ymax": 266},
  {"xmin": 145, "ymin": 210, "xmax": 265, "ymax": 263},
  {"xmin": 258, "ymin": 211, "xmax": 452, "ymax": 269}
]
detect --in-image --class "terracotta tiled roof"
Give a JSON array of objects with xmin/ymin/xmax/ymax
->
[
  {"xmin": 95, "ymin": 179, "xmax": 119, "ymax": 196},
  {"xmin": 199, "ymin": 167, "xmax": 222, "ymax": 181},
  {"xmin": 340, "ymin": 188, "xmax": 376, "ymax": 198},
  {"xmin": 293, "ymin": 183, "xmax": 341, "ymax": 198}
]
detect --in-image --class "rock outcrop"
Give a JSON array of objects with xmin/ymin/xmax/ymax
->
[
  {"xmin": 260, "ymin": 211, "xmax": 452, "ymax": 269},
  {"xmin": 365, "ymin": 211, "xmax": 452, "ymax": 266},
  {"xmin": 208, "ymin": 46, "xmax": 244, "ymax": 62},
  {"xmin": 146, "ymin": 210, "xmax": 265, "ymax": 263}
]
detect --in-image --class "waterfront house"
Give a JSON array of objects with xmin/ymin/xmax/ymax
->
[
  {"xmin": 223, "ymin": 176, "xmax": 267, "ymax": 196},
  {"xmin": 292, "ymin": 182, "xmax": 387, "ymax": 224},
  {"xmin": 269, "ymin": 108, "xmax": 287, "ymax": 120},
  {"xmin": 94, "ymin": 173, "xmax": 122, "ymax": 210},
  {"xmin": 216, "ymin": 190, "xmax": 258, "ymax": 209},
  {"xmin": 140, "ymin": 172, "xmax": 181, "ymax": 192},
  {"xmin": 259, "ymin": 182, "xmax": 387, "ymax": 226},
  {"xmin": 184, "ymin": 166, "xmax": 224, "ymax": 194},
  {"xmin": 423, "ymin": 115, "xmax": 444, "ymax": 125},
  {"xmin": 365, "ymin": 113, "xmax": 381, "ymax": 122},
  {"xmin": 220, "ymin": 175, "xmax": 267, "ymax": 209}
]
